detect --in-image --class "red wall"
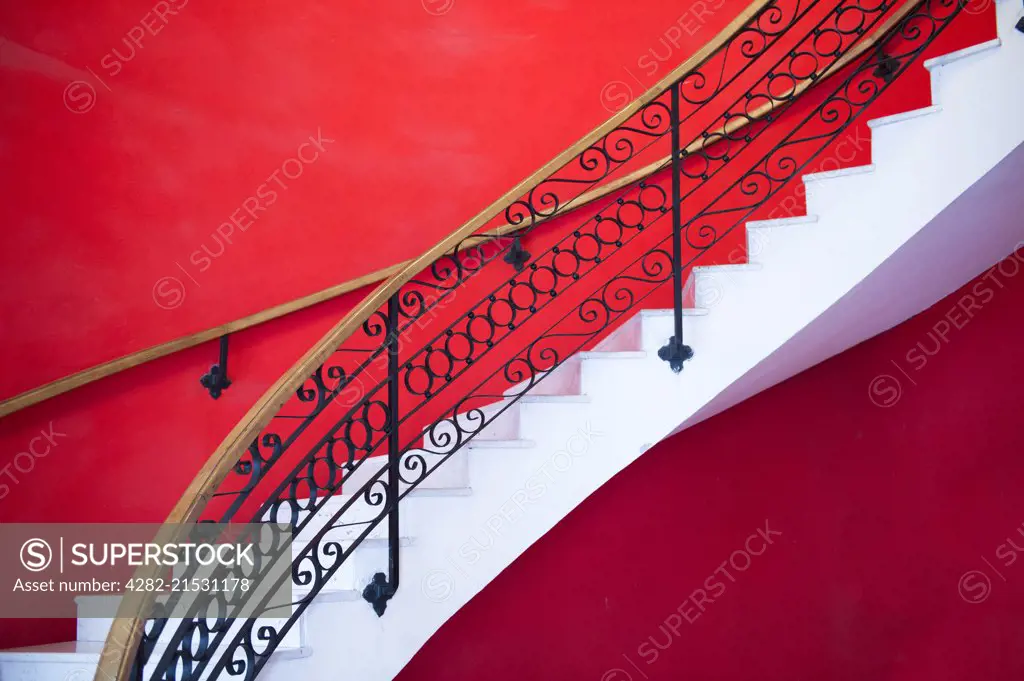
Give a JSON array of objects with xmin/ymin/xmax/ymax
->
[
  {"xmin": 396, "ymin": 252, "xmax": 1024, "ymax": 681},
  {"xmin": 0, "ymin": 289, "xmax": 372, "ymax": 648},
  {"xmin": 0, "ymin": 0, "xmax": 752, "ymax": 399}
]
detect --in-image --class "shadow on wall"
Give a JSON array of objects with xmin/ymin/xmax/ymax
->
[{"xmin": 396, "ymin": 248, "xmax": 1024, "ymax": 681}]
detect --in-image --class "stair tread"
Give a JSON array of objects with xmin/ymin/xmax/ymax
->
[
  {"xmin": 329, "ymin": 486, "xmax": 474, "ymax": 501},
  {"xmin": 868, "ymin": 105, "xmax": 942, "ymax": 129},
  {"xmin": 516, "ymin": 394, "xmax": 590, "ymax": 403},
  {"xmin": 641, "ymin": 308, "xmax": 709, "ymax": 317},
  {"xmin": 467, "ymin": 438, "xmax": 536, "ymax": 449},
  {"xmin": 924, "ymin": 37, "xmax": 1001, "ymax": 70},
  {"xmin": 0, "ymin": 640, "xmax": 104, "ymax": 660},
  {"xmin": 802, "ymin": 163, "xmax": 875, "ymax": 184},
  {"xmin": 746, "ymin": 215, "xmax": 819, "ymax": 229},
  {"xmin": 692, "ymin": 262, "xmax": 763, "ymax": 273},
  {"xmin": 578, "ymin": 351, "xmax": 647, "ymax": 359}
]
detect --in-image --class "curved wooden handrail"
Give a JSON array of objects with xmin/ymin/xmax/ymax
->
[
  {"xmin": 0, "ymin": 153, "xmax": 675, "ymax": 419},
  {"xmin": 3, "ymin": 0, "xmax": 901, "ymax": 421},
  {"xmin": 94, "ymin": 0, "xmax": 927, "ymax": 676}
]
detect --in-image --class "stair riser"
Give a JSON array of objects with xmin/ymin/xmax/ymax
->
[
  {"xmin": 514, "ymin": 401, "xmax": 596, "ymax": 444},
  {"xmin": 423, "ymin": 410, "xmax": 519, "ymax": 451},
  {"xmin": 503, "ymin": 357, "xmax": 582, "ymax": 398},
  {"xmin": 869, "ymin": 110, "xmax": 943, "ymax": 174},
  {"xmin": 342, "ymin": 450, "xmax": 469, "ymax": 492},
  {"xmin": 578, "ymin": 356, "xmax": 651, "ymax": 397},
  {"xmin": 0, "ymin": 658, "xmax": 96, "ymax": 681},
  {"xmin": 802, "ymin": 168, "xmax": 877, "ymax": 218},
  {"xmin": 639, "ymin": 313, "xmax": 706, "ymax": 354},
  {"xmin": 593, "ymin": 315, "xmax": 643, "ymax": 352},
  {"xmin": 76, "ymin": 600, "xmax": 302, "ymax": 650}
]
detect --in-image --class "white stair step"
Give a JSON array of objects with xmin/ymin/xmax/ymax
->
[
  {"xmin": 515, "ymin": 394, "xmax": 590, "ymax": 404},
  {"xmin": 639, "ymin": 308, "xmax": 709, "ymax": 317},
  {"xmin": 923, "ymin": 37, "xmax": 1001, "ymax": 72},
  {"xmin": 690, "ymin": 263, "xmax": 764, "ymax": 309},
  {"xmin": 75, "ymin": 594, "xmax": 305, "ymax": 650},
  {"xmin": 578, "ymin": 350, "xmax": 657, "ymax": 396},
  {"xmin": 868, "ymin": 104, "xmax": 942, "ymax": 130},
  {"xmin": 502, "ymin": 356, "xmax": 582, "ymax": 398},
  {"xmin": 422, "ymin": 401, "xmax": 522, "ymax": 449},
  {"xmin": 398, "ymin": 486, "xmax": 473, "ymax": 497},
  {"xmin": 801, "ymin": 162, "xmax": 875, "ymax": 186},
  {"xmin": 592, "ymin": 315, "xmax": 643, "ymax": 352},
  {"xmin": 0, "ymin": 634, "xmax": 312, "ymax": 681},
  {"xmin": 0, "ymin": 641, "xmax": 104, "ymax": 681},
  {"xmin": 745, "ymin": 214, "xmax": 819, "ymax": 230},
  {"xmin": 342, "ymin": 449, "xmax": 468, "ymax": 492},
  {"xmin": 639, "ymin": 310, "xmax": 707, "ymax": 354},
  {"xmin": 4, "ymin": 640, "xmax": 103, "ymax": 662},
  {"xmin": 869, "ymin": 107, "xmax": 948, "ymax": 172},
  {"xmin": 578, "ymin": 351, "xmax": 647, "ymax": 360},
  {"xmin": 926, "ymin": 37, "xmax": 1008, "ymax": 111},
  {"xmin": 691, "ymin": 262, "xmax": 763, "ymax": 273},
  {"xmin": 465, "ymin": 438, "xmax": 536, "ymax": 449},
  {"xmin": 745, "ymin": 216, "xmax": 823, "ymax": 266},
  {"xmin": 514, "ymin": 397, "xmax": 596, "ymax": 443},
  {"xmin": 803, "ymin": 164, "xmax": 877, "ymax": 216}
]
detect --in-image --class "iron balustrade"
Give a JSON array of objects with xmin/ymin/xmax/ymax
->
[{"xmin": 106, "ymin": 0, "xmax": 968, "ymax": 679}]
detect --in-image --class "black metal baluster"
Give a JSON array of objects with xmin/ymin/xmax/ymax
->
[
  {"xmin": 362, "ymin": 293, "xmax": 401, "ymax": 615},
  {"xmin": 659, "ymin": 83, "xmax": 694, "ymax": 373}
]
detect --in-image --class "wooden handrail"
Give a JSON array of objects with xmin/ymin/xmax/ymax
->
[
  {"xmin": 94, "ymin": 4, "xmax": 770, "ymax": 678},
  {"xmin": 94, "ymin": 0, "xmax": 928, "ymax": 676},
  {"xmin": 1, "ymin": 0, "xmax": 891, "ymax": 421},
  {"xmin": 0, "ymin": 160, "xmax": 664, "ymax": 419}
]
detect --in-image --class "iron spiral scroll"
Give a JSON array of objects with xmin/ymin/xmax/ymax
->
[{"xmin": 120, "ymin": 0, "xmax": 967, "ymax": 679}]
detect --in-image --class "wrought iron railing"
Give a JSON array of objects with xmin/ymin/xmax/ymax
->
[{"xmin": 96, "ymin": 0, "xmax": 967, "ymax": 678}]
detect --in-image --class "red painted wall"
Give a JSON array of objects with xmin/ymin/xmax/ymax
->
[
  {"xmin": 0, "ymin": 289, "xmax": 370, "ymax": 649},
  {"xmin": 0, "ymin": 0, "xmax": 753, "ymax": 400},
  {"xmin": 395, "ymin": 252, "xmax": 1024, "ymax": 681}
]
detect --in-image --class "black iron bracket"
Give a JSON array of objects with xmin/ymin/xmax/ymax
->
[
  {"xmin": 872, "ymin": 53, "xmax": 900, "ymax": 82},
  {"xmin": 200, "ymin": 335, "xmax": 232, "ymax": 399},
  {"xmin": 362, "ymin": 572, "xmax": 396, "ymax": 617},
  {"xmin": 658, "ymin": 335, "xmax": 695, "ymax": 373},
  {"xmin": 503, "ymin": 236, "xmax": 531, "ymax": 271}
]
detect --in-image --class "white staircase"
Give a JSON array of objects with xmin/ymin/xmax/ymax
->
[{"xmin": 2, "ymin": 2, "xmax": 1023, "ymax": 679}]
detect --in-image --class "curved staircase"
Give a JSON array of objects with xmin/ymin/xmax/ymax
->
[{"xmin": 1, "ymin": 0, "xmax": 1023, "ymax": 679}]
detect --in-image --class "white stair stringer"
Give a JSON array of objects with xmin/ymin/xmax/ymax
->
[
  {"xmin": 681, "ymin": 3, "xmax": 1024, "ymax": 429},
  {"xmin": 2, "ymin": 8, "xmax": 1023, "ymax": 681}
]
